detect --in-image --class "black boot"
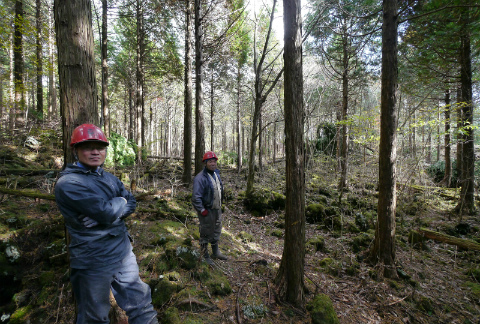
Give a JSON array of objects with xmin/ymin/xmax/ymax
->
[
  {"xmin": 201, "ymin": 243, "xmax": 213, "ymax": 265},
  {"xmin": 211, "ymin": 242, "xmax": 228, "ymax": 260}
]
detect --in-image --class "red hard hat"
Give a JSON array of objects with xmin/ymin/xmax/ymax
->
[
  {"xmin": 70, "ymin": 124, "xmax": 109, "ymax": 147},
  {"xmin": 202, "ymin": 151, "xmax": 218, "ymax": 162}
]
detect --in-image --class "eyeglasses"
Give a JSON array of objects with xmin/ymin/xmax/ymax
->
[{"xmin": 79, "ymin": 146, "xmax": 107, "ymax": 153}]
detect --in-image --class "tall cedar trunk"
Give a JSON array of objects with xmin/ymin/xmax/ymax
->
[
  {"xmin": 48, "ymin": 8, "xmax": 57, "ymax": 119},
  {"xmin": 456, "ymin": 19, "xmax": 475, "ymax": 215},
  {"xmin": 101, "ymin": 0, "xmax": 109, "ymax": 138},
  {"xmin": 54, "ymin": 0, "xmax": 98, "ymax": 166},
  {"xmin": 338, "ymin": 31, "xmax": 349, "ymax": 200},
  {"xmin": 442, "ymin": 89, "xmax": 451, "ymax": 187},
  {"xmin": 456, "ymin": 86, "xmax": 462, "ymax": 185},
  {"xmin": 194, "ymin": 0, "xmax": 206, "ymax": 174},
  {"xmin": 14, "ymin": 0, "xmax": 24, "ymax": 127},
  {"xmin": 182, "ymin": 0, "xmax": 193, "ymax": 185},
  {"xmin": 128, "ymin": 82, "xmax": 134, "ymax": 141},
  {"xmin": 210, "ymin": 72, "xmax": 214, "ymax": 151},
  {"xmin": 275, "ymin": 0, "xmax": 305, "ymax": 307},
  {"xmin": 236, "ymin": 64, "xmax": 242, "ymax": 172},
  {"xmin": 259, "ymin": 112, "xmax": 263, "ymax": 169},
  {"xmin": 135, "ymin": 0, "xmax": 144, "ymax": 163},
  {"xmin": 36, "ymin": 0, "xmax": 43, "ymax": 119},
  {"xmin": 370, "ymin": 0, "xmax": 398, "ymax": 279}
]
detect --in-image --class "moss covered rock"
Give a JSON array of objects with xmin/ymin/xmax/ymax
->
[
  {"xmin": 152, "ymin": 274, "xmax": 184, "ymax": 307},
  {"xmin": 307, "ymin": 294, "xmax": 339, "ymax": 324},
  {"xmin": 243, "ymin": 188, "xmax": 285, "ymax": 216},
  {"xmin": 306, "ymin": 203, "xmax": 326, "ymax": 224}
]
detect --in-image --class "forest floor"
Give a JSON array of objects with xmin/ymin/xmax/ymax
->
[{"xmin": 1, "ymin": 128, "xmax": 480, "ymax": 324}]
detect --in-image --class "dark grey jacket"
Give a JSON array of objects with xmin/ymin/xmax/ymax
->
[
  {"xmin": 55, "ymin": 164, "xmax": 136, "ymax": 269},
  {"xmin": 192, "ymin": 167, "xmax": 224, "ymax": 213}
]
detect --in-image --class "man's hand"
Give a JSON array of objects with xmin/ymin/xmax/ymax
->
[
  {"xmin": 82, "ymin": 216, "xmax": 99, "ymax": 228},
  {"xmin": 201, "ymin": 209, "xmax": 208, "ymax": 216}
]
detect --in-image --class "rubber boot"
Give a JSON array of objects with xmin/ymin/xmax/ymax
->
[
  {"xmin": 201, "ymin": 243, "xmax": 214, "ymax": 265},
  {"xmin": 211, "ymin": 242, "xmax": 228, "ymax": 260}
]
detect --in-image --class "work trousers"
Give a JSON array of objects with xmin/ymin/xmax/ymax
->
[
  {"xmin": 198, "ymin": 208, "xmax": 222, "ymax": 244},
  {"xmin": 70, "ymin": 251, "xmax": 158, "ymax": 324}
]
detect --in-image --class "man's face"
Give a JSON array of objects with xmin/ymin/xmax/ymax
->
[
  {"xmin": 206, "ymin": 158, "xmax": 217, "ymax": 171},
  {"xmin": 75, "ymin": 142, "xmax": 108, "ymax": 169}
]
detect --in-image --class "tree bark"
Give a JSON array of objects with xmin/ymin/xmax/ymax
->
[
  {"xmin": 441, "ymin": 89, "xmax": 451, "ymax": 187},
  {"xmin": 101, "ymin": 0, "xmax": 110, "ymax": 138},
  {"xmin": 135, "ymin": 0, "xmax": 145, "ymax": 164},
  {"xmin": 36, "ymin": 0, "xmax": 43, "ymax": 119},
  {"xmin": 370, "ymin": 0, "xmax": 398, "ymax": 279},
  {"xmin": 54, "ymin": 0, "xmax": 99, "ymax": 166},
  {"xmin": 456, "ymin": 14, "xmax": 475, "ymax": 215},
  {"xmin": 194, "ymin": 0, "xmax": 206, "ymax": 175},
  {"xmin": 14, "ymin": 0, "xmax": 24, "ymax": 128},
  {"xmin": 275, "ymin": 0, "xmax": 305, "ymax": 308},
  {"xmin": 418, "ymin": 228, "xmax": 480, "ymax": 251},
  {"xmin": 182, "ymin": 0, "xmax": 193, "ymax": 185}
]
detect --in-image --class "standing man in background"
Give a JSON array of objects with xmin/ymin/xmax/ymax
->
[
  {"xmin": 192, "ymin": 151, "xmax": 227, "ymax": 265},
  {"xmin": 55, "ymin": 124, "xmax": 158, "ymax": 324}
]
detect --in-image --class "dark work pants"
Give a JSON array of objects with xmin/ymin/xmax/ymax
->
[
  {"xmin": 70, "ymin": 251, "xmax": 158, "ymax": 324},
  {"xmin": 198, "ymin": 208, "xmax": 222, "ymax": 245}
]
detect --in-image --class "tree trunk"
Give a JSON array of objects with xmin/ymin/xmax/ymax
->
[
  {"xmin": 135, "ymin": 0, "xmax": 144, "ymax": 164},
  {"xmin": 183, "ymin": 0, "xmax": 193, "ymax": 185},
  {"xmin": 48, "ymin": 7, "xmax": 57, "ymax": 120},
  {"xmin": 369, "ymin": 0, "xmax": 398, "ymax": 279},
  {"xmin": 275, "ymin": 0, "xmax": 305, "ymax": 308},
  {"xmin": 456, "ymin": 17, "xmax": 475, "ymax": 215},
  {"xmin": 194, "ymin": 0, "xmax": 206, "ymax": 175},
  {"xmin": 210, "ymin": 71, "xmax": 214, "ymax": 151},
  {"xmin": 441, "ymin": 89, "xmax": 451, "ymax": 187},
  {"xmin": 14, "ymin": 0, "xmax": 24, "ymax": 127},
  {"xmin": 236, "ymin": 64, "xmax": 242, "ymax": 172},
  {"xmin": 36, "ymin": 0, "xmax": 43, "ymax": 120},
  {"xmin": 101, "ymin": 0, "xmax": 109, "ymax": 138},
  {"xmin": 54, "ymin": 0, "xmax": 98, "ymax": 166},
  {"xmin": 338, "ymin": 32, "xmax": 349, "ymax": 201}
]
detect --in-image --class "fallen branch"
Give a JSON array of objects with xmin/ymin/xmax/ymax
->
[
  {"xmin": 0, "ymin": 187, "xmax": 55, "ymax": 200},
  {"xmin": 418, "ymin": 228, "xmax": 480, "ymax": 251}
]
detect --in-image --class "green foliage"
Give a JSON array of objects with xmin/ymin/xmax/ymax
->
[
  {"xmin": 426, "ymin": 160, "xmax": 458, "ymax": 185},
  {"xmin": 314, "ymin": 123, "xmax": 337, "ymax": 156},
  {"xmin": 105, "ymin": 132, "xmax": 136, "ymax": 167}
]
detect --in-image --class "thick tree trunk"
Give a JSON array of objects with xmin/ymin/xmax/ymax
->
[
  {"xmin": 54, "ymin": 0, "xmax": 98, "ymax": 166},
  {"xmin": 182, "ymin": 0, "xmax": 193, "ymax": 185},
  {"xmin": 456, "ymin": 22, "xmax": 475, "ymax": 215},
  {"xmin": 14, "ymin": 0, "xmax": 24, "ymax": 127},
  {"xmin": 194, "ymin": 0, "xmax": 206, "ymax": 175},
  {"xmin": 275, "ymin": 0, "xmax": 305, "ymax": 308},
  {"xmin": 370, "ymin": 0, "xmax": 398, "ymax": 279}
]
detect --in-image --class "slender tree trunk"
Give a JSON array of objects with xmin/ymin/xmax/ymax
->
[
  {"xmin": 54, "ymin": 0, "xmax": 98, "ymax": 166},
  {"xmin": 48, "ymin": 7, "xmax": 57, "ymax": 120},
  {"xmin": 101, "ymin": 0, "xmax": 109, "ymax": 138},
  {"xmin": 135, "ymin": 0, "xmax": 145, "ymax": 163},
  {"xmin": 442, "ymin": 89, "xmax": 451, "ymax": 187},
  {"xmin": 456, "ymin": 86, "xmax": 462, "ymax": 186},
  {"xmin": 236, "ymin": 64, "xmax": 242, "ymax": 172},
  {"xmin": 338, "ymin": 33, "xmax": 349, "ymax": 200},
  {"xmin": 36, "ymin": 0, "xmax": 43, "ymax": 120},
  {"xmin": 182, "ymin": 0, "xmax": 193, "ymax": 185},
  {"xmin": 275, "ymin": 0, "xmax": 305, "ymax": 307},
  {"xmin": 369, "ymin": 0, "xmax": 398, "ymax": 279},
  {"xmin": 210, "ymin": 71, "xmax": 214, "ymax": 151},
  {"xmin": 194, "ymin": 0, "xmax": 206, "ymax": 174}
]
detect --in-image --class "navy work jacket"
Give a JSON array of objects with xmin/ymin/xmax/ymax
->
[
  {"xmin": 192, "ymin": 167, "xmax": 224, "ymax": 213},
  {"xmin": 55, "ymin": 163, "xmax": 136, "ymax": 269}
]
